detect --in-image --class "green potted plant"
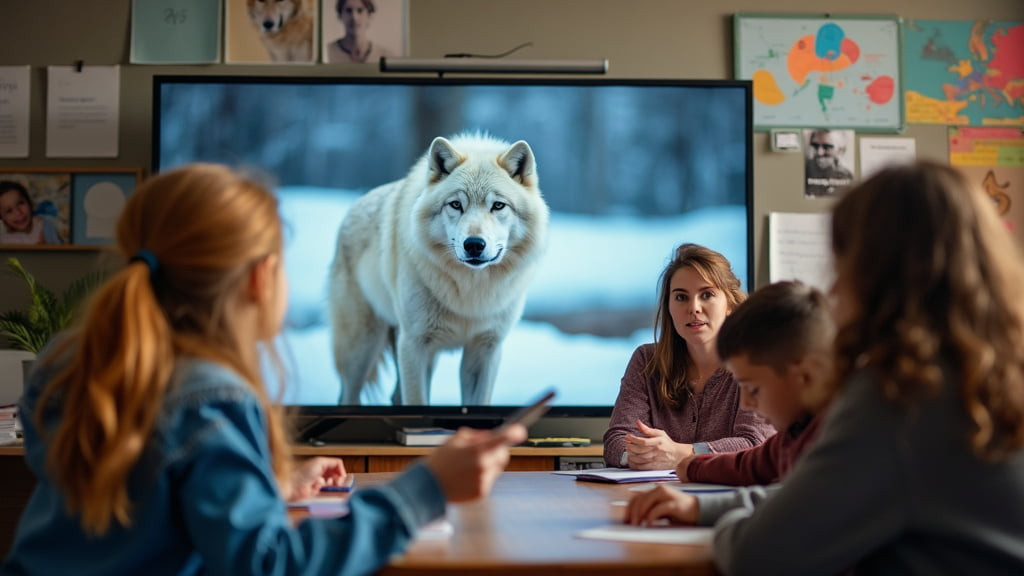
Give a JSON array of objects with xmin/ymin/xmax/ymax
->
[{"xmin": 0, "ymin": 258, "xmax": 104, "ymax": 398}]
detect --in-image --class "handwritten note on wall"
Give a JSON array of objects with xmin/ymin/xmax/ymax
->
[
  {"xmin": 768, "ymin": 212, "xmax": 833, "ymax": 293},
  {"xmin": 130, "ymin": 0, "xmax": 222, "ymax": 64}
]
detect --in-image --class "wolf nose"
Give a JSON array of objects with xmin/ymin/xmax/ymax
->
[
  {"xmin": 464, "ymin": 237, "xmax": 486, "ymax": 258},
  {"xmin": 262, "ymin": 20, "xmax": 275, "ymax": 30}
]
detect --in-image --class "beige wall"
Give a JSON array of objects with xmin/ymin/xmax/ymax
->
[{"xmin": 2, "ymin": 0, "xmax": 1022, "ymax": 313}]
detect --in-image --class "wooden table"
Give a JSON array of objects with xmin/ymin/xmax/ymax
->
[{"xmin": 355, "ymin": 471, "xmax": 716, "ymax": 576}]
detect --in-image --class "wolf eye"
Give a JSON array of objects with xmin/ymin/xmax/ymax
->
[
  {"xmin": 448, "ymin": 200, "xmax": 463, "ymax": 211},
  {"xmin": 491, "ymin": 201, "xmax": 506, "ymax": 211}
]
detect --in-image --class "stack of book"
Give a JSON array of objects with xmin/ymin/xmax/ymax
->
[
  {"xmin": 395, "ymin": 427, "xmax": 455, "ymax": 446},
  {"xmin": 0, "ymin": 405, "xmax": 17, "ymax": 445}
]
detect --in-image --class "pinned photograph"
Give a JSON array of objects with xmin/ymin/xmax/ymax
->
[
  {"xmin": 0, "ymin": 172, "xmax": 71, "ymax": 247},
  {"xmin": 322, "ymin": 0, "xmax": 407, "ymax": 64},
  {"xmin": 225, "ymin": 0, "xmax": 318, "ymax": 64},
  {"xmin": 803, "ymin": 128, "xmax": 855, "ymax": 198}
]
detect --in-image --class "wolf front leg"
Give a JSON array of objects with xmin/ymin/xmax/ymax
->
[
  {"xmin": 396, "ymin": 334, "xmax": 439, "ymax": 405},
  {"xmin": 460, "ymin": 334, "xmax": 504, "ymax": 406}
]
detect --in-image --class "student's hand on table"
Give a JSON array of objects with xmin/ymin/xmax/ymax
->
[
  {"xmin": 287, "ymin": 457, "xmax": 347, "ymax": 501},
  {"xmin": 675, "ymin": 454, "xmax": 698, "ymax": 482},
  {"xmin": 625, "ymin": 421, "xmax": 695, "ymax": 470},
  {"xmin": 624, "ymin": 485, "xmax": 700, "ymax": 526},
  {"xmin": 425, "ymin": 424, "xmax": 527, "ymax": 503}
]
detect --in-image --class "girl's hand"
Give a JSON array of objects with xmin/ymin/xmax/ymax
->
[
  {"xmin": 287, "ymin": 457, "xmax": 347, "ymax": 501},
  {"xmin": 625, "ymin": 421, "xmax": 694, "ymax": 470},
  {"xmin": 425, "ymin": 424, "xmax": 526, "ymax": 503},
  {"xmin": 624, "ymin": 484, "xmax": 700, "ymax": 526},
  {"xmin": 675, "ymin": 454, "xmax": 698, "ymax": 482}
]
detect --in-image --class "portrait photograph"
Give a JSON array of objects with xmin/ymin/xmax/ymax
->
[
  {"xmin": 803, "ymin": 128, "xmax": 856, "ymax": 198},
  {"xmin": 225, "ymin": 0, "xmax": 319, "ymax": 64},
  {"xmin": 0, "ymin": 172, "xmax": 71, "ymax": 247},
  {"xmin": 321, "ymin": 0, "xmax": 407, "ymax": 64}
]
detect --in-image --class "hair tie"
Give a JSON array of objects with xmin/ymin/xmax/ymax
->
[{"xmin": 130, "ymin": 249, "xmax": 159, "ymax": 277}]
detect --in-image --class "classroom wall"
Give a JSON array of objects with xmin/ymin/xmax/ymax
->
[{"xmin": 2, "ymin": 0, "xmax": 1021, "ymax": 318}]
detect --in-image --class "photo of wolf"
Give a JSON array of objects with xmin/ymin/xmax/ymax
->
[{"xmin": 328, "ymin": 133, "xmax": 550, "ymax": 406}]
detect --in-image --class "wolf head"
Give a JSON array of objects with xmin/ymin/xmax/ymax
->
[
  {"xmin": 417, "ymin": 135, "xmax": 548, "ymax": 271},
  {"xmin": 247, "ymin": 0, "xmax": 302, "ymax": 33}
]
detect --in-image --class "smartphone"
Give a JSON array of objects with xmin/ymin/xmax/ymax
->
[
  {"xmin": 320, "ymin": 475, "xmax": 356, "ymax": 493},
  {"xmin": 493, "ymin": 388, "xmax": 556, "ymax": 434}
]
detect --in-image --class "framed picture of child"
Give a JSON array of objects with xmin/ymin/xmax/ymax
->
[
  {"xmin": 0, "ymin": 168, "xmax": 143, "ymax": 250},
  {"xmin": 0, "ymin": 171, "xmax": 72, "ymax": 248}
]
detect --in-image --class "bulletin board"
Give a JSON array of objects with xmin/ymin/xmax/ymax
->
[{"xmin": 734, "ymin": 13, "xmax": 904, "ymax": 132}]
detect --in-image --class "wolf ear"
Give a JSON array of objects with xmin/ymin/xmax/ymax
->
[
  {"xmin": 428, "ymin": 137, "xmax": 465, "ymax": 180},
  {"xmin": 498, "ymin": 141, "xmax": 536, "ymax": 187}
]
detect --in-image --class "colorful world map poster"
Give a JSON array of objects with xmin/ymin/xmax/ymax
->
[
  {"xmin": 904, "ymin": 20, "xmax": 1024, "ymax": 126},
  {"xmin": 734, "ymin": 14, "xmax": 902, "ymax": 131},
  {"xmin": 949, "ymin": 127, "xmax": 1024, "ymax": 247}
]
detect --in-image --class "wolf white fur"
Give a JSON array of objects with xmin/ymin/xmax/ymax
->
[{"xmin": 328, "ymin": 133, "xmax": 549, "ymax": 406}]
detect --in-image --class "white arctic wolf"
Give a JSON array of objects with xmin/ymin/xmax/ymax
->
[{"xmin": 328, "ymin": 133, "xmax": 549, "ymax": 406}]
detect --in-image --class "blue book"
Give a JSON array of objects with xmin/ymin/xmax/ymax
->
[{"xmin": 396, "ymin": 427, "xmax": 455, "ymax": 446}]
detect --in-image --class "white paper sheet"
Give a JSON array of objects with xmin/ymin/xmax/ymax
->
[
  {"xmin": 46, "ymin": 65, "xmax": 120, "ymax": 158},
  {"xmin": 768, "ymin": 212, "xmax": 833, "ymax": 293},
  {"xmin": 859, "ymin": 137, "xmax": 916, "ymax": 179},
  {"xmin": 628, "ymin": 483, "xmax": 736, "ymax": 494},
  {"xmin": 576, "ymin": 524, "xmax": 713, "ymax": 545},
  {"xmin": 0, "ymin": 66, "xmax": 30, "ymax": 158}
]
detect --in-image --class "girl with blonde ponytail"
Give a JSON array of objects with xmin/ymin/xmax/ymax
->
[{"xmin": 2, "ymin": 163, "xmax": 525, "ymax": 576}]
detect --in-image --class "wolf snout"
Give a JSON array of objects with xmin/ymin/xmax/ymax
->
[
  {"xmin": 262, "ymin": 19, "xmax": 278, "ymax": 31},
  {"xmin": 464, "ymin": 237, "xmax": 486, "ymax": 258}
]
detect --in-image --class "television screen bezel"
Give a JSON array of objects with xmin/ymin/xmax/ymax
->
[{"xmin": 151, "ymin": 73, "xmax": 754, "ymax": 421}]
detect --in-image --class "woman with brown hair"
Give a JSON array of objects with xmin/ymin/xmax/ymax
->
[{"xmin": 604, "ymin": 243, "xmax": 774, "ymax": 469}]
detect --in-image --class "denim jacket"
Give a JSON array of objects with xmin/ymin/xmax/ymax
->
[{"xmin": 1, "ymin": 352, "xmax": 446, "ymax": 576}]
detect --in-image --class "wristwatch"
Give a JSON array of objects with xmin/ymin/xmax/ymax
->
[
  {"xmin": 620, "ymin": 450, "xmax": 629, "ymax": 467},
  {"xmin": 693, "ymin": 442, "xmax": 712, "ymax": 455}
]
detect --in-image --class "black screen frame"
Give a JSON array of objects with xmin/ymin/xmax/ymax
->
[{"xmin": 151, "ymin": 74, "xmax": 754, "ymax": 422}]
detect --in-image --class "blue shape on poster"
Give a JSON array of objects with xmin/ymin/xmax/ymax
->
[{"xmin": 815, "ymin": 23, "xmax": 845, "ymax": 60}]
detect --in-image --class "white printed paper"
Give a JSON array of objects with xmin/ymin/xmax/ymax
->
[
  {"xmin": 0, "ymin": 66, "xmax": 31, "ymax": 158},
  {"xmin": 46, "ymin": 66, "xmax": 120, "ymax": 158},
  {"xmin": 859, "ymin": 137, "xmax": 916, "ymax": 180},
  {"xmin": 576, "ymin": 524, "xmax": 713, "ymax": 545},
  {"xmin": 768, "ymin": 212, "xmax": 833, "ymax": 293}
]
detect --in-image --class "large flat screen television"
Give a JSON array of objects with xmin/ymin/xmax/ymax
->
[{"xmin": 152, "ymin": 75, "xmax": 753, "ymax": 431}]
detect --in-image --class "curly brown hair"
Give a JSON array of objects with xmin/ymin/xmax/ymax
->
[{"xmin": 831, "ymin": 161, "xmax": 1024, "ymax": 462}]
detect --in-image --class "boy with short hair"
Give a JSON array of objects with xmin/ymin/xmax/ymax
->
[{"xmin": 625, "ymin": 280, "xmax": 835, "ymax": 526}]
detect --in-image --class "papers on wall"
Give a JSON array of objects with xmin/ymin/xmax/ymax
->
[
  {"xmin": 0, "ymin": 66, "xmax": 30, "ymax": 158},
  {"xmin": 130, "ymin": 0, "xmax": 222, "ymax": 64},
  {"xmin": 576, "ymin": 524, "xmax": 713, "ymax": 545},
  {"xmin": 859, "ymin": 137, "xmax": 916, "ymax": 179},
  {"xmin": 768, "ymin": 212, "xmax": 833, "ymax": 293},
  {"xmin": 45, "ymin": 66, "xmax": 120, "ymax": 158}
]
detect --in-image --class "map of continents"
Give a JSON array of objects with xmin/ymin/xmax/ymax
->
[
  {"xmin": 904, "ymin": 20, "xmax": 1024, "ymax": 126},
  {"xmin": 736, "ymin": 17, "xmax": 901, "ymax": 130}
]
